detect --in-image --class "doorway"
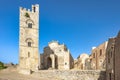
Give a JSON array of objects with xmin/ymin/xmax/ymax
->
[{"xmin": 47, "ymin": 57, "xmax": 52, "ymax": 69}]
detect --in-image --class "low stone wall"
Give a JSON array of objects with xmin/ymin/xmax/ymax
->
[{"xmin": 33, "ymin": 70, "xmax": 106, "ymax": 80}]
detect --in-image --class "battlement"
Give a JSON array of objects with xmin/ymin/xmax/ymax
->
[{"xmin": 20, "ymin": 4, "xmax": 39, "ymax": 13}]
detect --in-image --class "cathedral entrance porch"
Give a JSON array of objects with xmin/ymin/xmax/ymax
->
[
  {"xmin": 47, "ymin": 57, "xmax": 52, "ymax": 69},
  {"xmin": 46, "ymin": 54, "xmax": 56, "ymax": 70}
]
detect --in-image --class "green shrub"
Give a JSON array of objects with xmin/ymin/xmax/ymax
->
[
  {"xmin": 25, "ymin": 13, "xmax": 30, "ymax": 18},
  {"xmin": 0, "ymin": 61, "xmax": 7, "ymax": 70}
]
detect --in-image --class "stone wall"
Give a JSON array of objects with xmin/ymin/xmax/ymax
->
[
  {"xmin": 90, "ymin": 41, "xmax": 108, "ymax": 70},
  {"xmin": 114, "ymin": 32, "xmax": 120, "ymax": 80},
  {"xmin": 19, "ymin": 4, "xmax": 39, "ymax": 74},
  {"xmin": 41, "ymin": 41, "xmax": 74, "ymax": 70},
  {"xmin": 76, "ymin": 54, "xmax": 89, "ymax": 70},
  {"xmin": 33, "ymin": 70, "xmax": 106, "ymax": 80},
  {"xmin": 106, "ymin": 38, "xmax": 115, "ymax": 80}
]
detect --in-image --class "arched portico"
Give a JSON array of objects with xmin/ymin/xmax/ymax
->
[
  {"xmin": 46, "ymin": 54, "xmax": 56, "ymax": 69},
  {"xmin": 47, "ymin": 57, "xmax": 52, "ymax": 69}
]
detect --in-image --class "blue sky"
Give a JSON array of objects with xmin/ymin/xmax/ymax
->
[{"xmin": 0, "ymin": 0, "xmax": 120, "ymax": 64}]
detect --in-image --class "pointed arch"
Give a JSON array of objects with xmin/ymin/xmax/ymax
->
[
  {"xmin": 25, "ymin": 38, "xmax": 34, "ymax": 43},
  {"xmin": 47, "ymin": 57, "xmax": 52, "ymax": 69},
  {"xmin": 26, "ymin": 19, "xmax": 34, "ymax": 25}
]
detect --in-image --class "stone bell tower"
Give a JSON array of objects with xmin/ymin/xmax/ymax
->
[{"xmin": 19, "ymin": 4, "xmax": 39, "ymax": 74}]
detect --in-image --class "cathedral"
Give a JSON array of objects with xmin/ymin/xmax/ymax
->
[
  {"xmin": 40, "ymin": 41, "xmax": 74, "ymax": 70},
  {"xmin": 18, "ymin": 4, "xmax": 74, "ymax": 74},
  {"xmin": 18, "ymin": 5, "xmax": 120, "ymax": 80}
]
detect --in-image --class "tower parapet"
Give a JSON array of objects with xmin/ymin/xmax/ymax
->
[
  {"xmin": 20, "ymin": 4, "xmax": 39, "ymax": 13},
  {"xmin": 32, "ymin": 4, "xmax": 39, "ymax": 12}
]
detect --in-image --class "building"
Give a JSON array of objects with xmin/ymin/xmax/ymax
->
[
  {"xmin": 18, "ymin": 4, "xmax": 75, "ymax": 74},
  {"xmin": 74, "ymin": 53, "xmax": 89, "ymax": 70},
  {"xmin": 85, "ymin": 58, "xmax": 92, "ymax": 70},
  {"xmin": 40, "ymin": 41, "xmax": 74, "ymax": 70},
  {"xmin": 19, "ymin": 4, "xmax": 39, "ymax": 74},
  {"xmin": 74, "ymin": 59, "xmax": 78, "ymax": 69},
  {"xmin": 106, "ymin": 31, "xmax": 120, "ymax": 80},
  {"xmin": 74, "ymin": 42, "xmax": 108, "ymax": 70},
  {"xmin": 114, "ymin": 31, "xmax": 120, "ymax": 80},
  {"xmin": 90, "ymin": 41, "xmax": 108, "ymax": 70},
  {"xmin": 106, "ymin": 38, "xmax": 115, "ymax": 80}
]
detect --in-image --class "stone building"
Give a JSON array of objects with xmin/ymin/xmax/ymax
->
[
  {"xmin": 74, "ymin": 42, "xmax": 108, "ymax": 70},
  {"xmin": 85, "ymin": 58, "xmax": 92, "ymax": 70},
  {"xmin": 74, "ymin": 59, "xmax": 78, "ymax": 69},
  {"xmin": 106, "ymin": 37, "xmax": 115, "ymax": 80},
  {"xmin": 19, "ymin": 4, "xmax": 40, "ymax": 74},
  {"xmin": 18, "ymin": 4, "xmax": 74, "ymax": 74},
  {"xmin": 74, "ymin": 53, "xmax": 89, "ymax": 70},
  {"xmin": 106, "ymin": 31, "xmax": 120, "ymax": 80},
  {"xmin": 114, "ymin": 31, "xmax": 120, "ymax": 80},
  {"xmin": 40, "ymin": 41, "xmax": 74, "ymax": 70},
  {"xmin": 90, "ymin": 41, "xmax": 108, "ymax": 70}
]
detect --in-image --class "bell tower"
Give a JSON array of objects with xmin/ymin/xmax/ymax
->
[{"xmin": 19, "ymin": 4, "xmax": 39, "ymax": 74}]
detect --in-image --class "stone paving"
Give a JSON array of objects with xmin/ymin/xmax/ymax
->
[
  {"xmin": 0, "ymin": 68, "xmax": 49, "ymax": 80},
  {"xmin": 0, "ymin": 67, "xmax": 106, "ymax": 80}
]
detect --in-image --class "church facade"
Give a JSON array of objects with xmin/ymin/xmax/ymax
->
[{"xmin": 40, "ymin": 41, "xmax": 74, "ymax": 70}]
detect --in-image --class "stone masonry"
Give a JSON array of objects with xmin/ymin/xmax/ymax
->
[
  {"xmin": 33, "ymin": 70, "xmax": 106, "ymax": 80},
  {"xmin": 89, "ymin": 41, "xmax": 108, "ymax": 70},
  {"xmin": 106, "ymin": 31, "xmax": 120, "ymax": 80},
  {"xmin": 75, "ymin": 53, "xmax": 89, "ymax": 70},
  {"xmin": 40, "ymin": 41, "xmax": 74, "ymax": 70},
  {"xmin": 17, "ymin": 4, "xmax": 120, "ymax": 80},
  {"xmin": 19, "ymin": 4, "xmax": 39, "ymax": 74}
]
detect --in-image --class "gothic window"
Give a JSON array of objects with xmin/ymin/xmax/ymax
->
[
  {"xmin": 108, "ymin": 51, "xmax": 110, "ymax": 57},
  {"xmin": 93, "ymin": 53, "xmax": 95, "ymax": 58},
  {"xmin": 28, "ymin": 42, "xmax": 31, "ymax": 47},
  {"xmin": 111, "ymin": 51, "xmax": 112, "ymax": 58},
  {"xmin": 52, "ymin": 51, "xmax": 54, "ymax": 54},
  {"xmin": 109, "ymin": 73, "xmax": 111, "ymax": 80},
  {"xmin": 33, "ymin": 7, "xmax": 36, "ymax": 12},
  {"xmin": 100, "ymin": 49, "xmax": 102, "ymax": 56},
  {"xmin": 28, "ymin": 52, "xmax": 30, "ymax": 57},
  {"xmin": 59, "ymin": 49, "xmax": 61, "ymax": 52},
  {"xmin": 25, "ymin": 38, "xmax": 33, "ymax": 47},
  {"xmin": 28, "ymin": 23, "xmax": 32, "ymax": 28},
  {"xmin": 65, "ymin": 63, "xmax": 67, "ymax": 65},
  {"xmin": 26, "ymin": 19, "xmax": 34, "ymax": 27},
  {"xmin": 108, "ymin": 57, "xmax": 110, "ymax": 63},
  {"xmin": 64, "ymin": 48, "xmax": 67, "ymax": 51},
  {"xmin": 108, "ymin": 51, "xmax": 110, "ymax": 63},
  {"xmin": 100, "ymin": 60, "xmax": 102, "ymax": 62}
]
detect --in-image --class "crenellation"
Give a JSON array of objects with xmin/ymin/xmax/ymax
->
[
  {"xmin": 32, "ymin": 4, "xmax": 39, "ymax": 13},
  {"xmin": 19, "ymin": 7, "xmax": 23, "ymax": 10},
  {"xmin": 28, "ymin": 9, "xmax": 30, "ymax": 11},
  {"xmin": 20, "ymin": 7, "xmax": 27, "ymax": 11},
  {"xmin": 20, "ymin": 5, "xmax": 39, "ymax": 13}
]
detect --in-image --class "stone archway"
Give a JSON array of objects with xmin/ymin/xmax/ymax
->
[{"xmin": 47, "ymin": 57, "xmax": 52, "ymax": 69}]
